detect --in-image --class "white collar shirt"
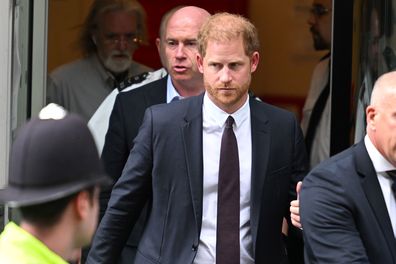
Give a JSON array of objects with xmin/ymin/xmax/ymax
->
[
  {"xmin": 365, "ymin": 135, "xmax": 396, "ymax": 238},
  {"xmin": 194, "ymin": 92, "xmax": 254, "ymax": 263}
]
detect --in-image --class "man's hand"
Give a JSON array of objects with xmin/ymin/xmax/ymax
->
[{"xmin": 290, "ymin": 181, "xmax": 302, "ymax": 229}]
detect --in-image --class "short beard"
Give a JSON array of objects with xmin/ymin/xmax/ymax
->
[{"xmin": 100, "ymin": 50, "xmax": 132, "ymax": 74}]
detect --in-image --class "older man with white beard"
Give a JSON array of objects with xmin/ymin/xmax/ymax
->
[{"xmin": 47, "ymin": 0, "xmax": 152, "ymax": 121}]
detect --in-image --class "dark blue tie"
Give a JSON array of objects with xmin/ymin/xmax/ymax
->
[{"xmin": 216, "ymin": 116, "xmax": 240, "ymax": 264}]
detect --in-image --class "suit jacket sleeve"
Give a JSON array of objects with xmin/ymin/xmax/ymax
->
[
  {"xmin": 100, "ymin": 94, "xmax": 131, "ymax": 217},
  {"xmin": 290, "ymin": 115, "xmax": 308, "ymax": 203},
  {"xmin": 285, "ymin": 113, "xmax": 308, "ymax": 264},
  {"xmin": 300, "ymin": 168, "xmax": 370, "ymax": 263},
  {"xmin": 87, "ymin": 107, "xmax": 154, "ymax": 264}
]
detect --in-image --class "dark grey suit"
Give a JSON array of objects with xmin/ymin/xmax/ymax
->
[
  {"xmin": 100, "ymin": 76, "xmax": 167, "ymax": 262},
  {"xmin": 301, "ymin": 141, "xmax": 396, "ymax": 263},
  {"xmin": 88, "ymin": 94, "xmax": 307, "ymax": 263}
]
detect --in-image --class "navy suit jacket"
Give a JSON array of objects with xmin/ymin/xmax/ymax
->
[
  {"xmin": 88, "ymin": 94, "xmax": 307, "ymax": 263},
  {"xmin": 301, "ymin": 140, "xmax": 396, "ymax": 263},
  {"xmin": 100, "ymin": 76, "xmax": 167, "ymax": 260},
  {"xmin": 102, "ymin": 76, "xmax": 167, "ymax": 183}
]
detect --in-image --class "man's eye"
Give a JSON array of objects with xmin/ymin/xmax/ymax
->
[
  {"xmin": 105, "ymin": 34, "xmax": 117, "ymax": 40},
  {"xmin": 185, "ymin": 41, "xmax": 197, "ymax": 47},
  {"xmin": 229, "ymin": 63, "xmax": 240, "ymax": 70},
  {"xmin": 166, "ymin": 40, "xmax": 177, "ymax": 46},
  {"xmin": 210, "ymin": 63, "xmax": 221, "ymax": 69},
  {"xmin": 125, "ymin": 33, "xmax": 137, "ymax": 41}
]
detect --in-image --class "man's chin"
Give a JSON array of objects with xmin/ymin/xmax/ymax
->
[
  {"xmin": 104, "ymin": 59, "xmax": 132, "ymax": 74},
  {"xmin": 170, "ymin": 70, "xmax": 190, "ymax": 79},
  {"xmin": 313, "ymin": 37, "xmax": 330, "ymax": 51}
]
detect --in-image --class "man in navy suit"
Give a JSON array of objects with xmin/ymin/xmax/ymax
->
[
  {"xmin": 88, "ymin": 12, "xmax": 307, "ymax": 263},
  {"xmin": 300, "ymin": 71, "xmax": 396, "ymax": 263},
  {"xmin": 102, "ymin": 6, "xmax": 209, "ymax": 184}
]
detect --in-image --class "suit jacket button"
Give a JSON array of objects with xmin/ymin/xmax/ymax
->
[{"xmin": 192, "ymin": 244, "xmax": 198, "ymax": 251}]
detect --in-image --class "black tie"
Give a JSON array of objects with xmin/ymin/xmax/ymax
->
[
  {"xmin": 386, "ymin": 170, "xmax": 396, "ymax": 199},
  {"xmin": 305, "ymin": 69, "xmax": 331, "ymax": 156},
  {"xmin": 217, "ymin": 116, "xmax": 240, "ymax": 264}
]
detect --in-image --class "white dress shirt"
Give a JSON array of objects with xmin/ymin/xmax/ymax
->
[
  {"xmin": 194, "ymin": 93, "xmax": 254, "ymax": 264},
  {"xmin": 365, "ymin": 135, "xmax": 396, "ymax": 238}
]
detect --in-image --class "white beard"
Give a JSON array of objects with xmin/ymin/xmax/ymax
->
[{"xmin": 101, "ymin": 50, "xmax": 132, "ymax": 74}]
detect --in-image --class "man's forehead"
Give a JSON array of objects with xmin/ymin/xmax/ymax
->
[
  {"xmin": 98, "ymin": 10, "xmax": 137, "ymax": 29},
  {"xmin": 165, "ymin": 27, "xmax": 199, "ymax": 40},
  {"xmin": 204, "ymin": 39, "xmax": 247, "ymax": 60}
]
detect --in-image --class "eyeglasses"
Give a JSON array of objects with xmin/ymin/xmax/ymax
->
[
  {"xmin": 103, "ymin": 33, "xmax": 142, "ymax": 46},
  {"xmin": 310, "ymin": 4, "xmax": 331, "ymax": 17}
]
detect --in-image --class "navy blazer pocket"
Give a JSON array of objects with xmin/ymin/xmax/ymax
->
[
  {"xmin": 266, "ymin": 165, "xmax": 291, "ymax": 207},
  {"xmin": 267, "ymin": 165, "xmax": 290, "ymax": 181}
]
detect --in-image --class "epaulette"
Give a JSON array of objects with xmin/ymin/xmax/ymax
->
[{"xmin": 117, "ymin": 72, "xmax": 149, "ymax": 91}]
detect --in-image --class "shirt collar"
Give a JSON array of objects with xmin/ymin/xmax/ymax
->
[
  {"xmin": 166, "ymin": 75, "xmax": 182, "ymax": 103},
  {"xmin": 203, "ymin": 92, "xmax": 250, "ymax": 129},
  {"xmin": 364, "ymin": 135, "xmax": 396, "ymax": 173}
]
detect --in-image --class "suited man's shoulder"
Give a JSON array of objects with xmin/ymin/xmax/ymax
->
[
  {"xmin": 304, "ymin": 142, "xmax": 361, "ymax": 186},
  {"xmin": 250, "ymin": 97, "xmax": 300, "ymax": 128},
  {"xmin": 116, "ymin": 75, "xmax": 168, "ymax": 103},
  {"xmin": 144, "ymin": 93, "xmax": 203, "ymax": 123},
  {"xmin": 150, "ymin": 93, "xmax": 203, "ymax": 110}
]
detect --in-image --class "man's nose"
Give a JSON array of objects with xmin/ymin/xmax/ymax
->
[
  {"xmin": 116, "ymin": 38, "xmax": 129, "ymax": 50},
  {"xmin": 175, "ymin": 43, "xmax": 186, "ymax": 58},
  {"xmin": 220, "ymin": 68, "xmax": 232, "ymax": 84},
  {"xmin": 307, "ymin": 15, "xmax": 316, "ymax": 26}
]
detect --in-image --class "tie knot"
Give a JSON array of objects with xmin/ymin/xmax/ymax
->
[
  {"xmin": 387, "ymin": 170, "xmax": 396, "ymax": 181},
  {"xmin": 225, "ymin": 116, "xmax": 235, "ymax": 129}
]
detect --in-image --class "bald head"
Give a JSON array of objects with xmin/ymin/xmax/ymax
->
[
  {"xmin": 366, "ymin": 71, "xmax": 396, "ymax": 166},
  {"xmin": 168, "ymin": 6, "xmax": 210, "ymax": 28},
  {"xmin": 370, "ymin": 71, "xmax": 396, "ymax": 106},
  {"xmin": 158, "ymin": 6, "xmax": 210, "ymax": 96}
]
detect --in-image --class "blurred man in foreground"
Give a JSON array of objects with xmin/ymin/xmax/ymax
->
[{"xmin": 0, "ymin": 105, "xmax": 110, "ymax": 263}]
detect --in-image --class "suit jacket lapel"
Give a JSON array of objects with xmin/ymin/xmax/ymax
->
[
  {"xmin": 181, "ymin": 94, "xmax": 204, "ymax": 235},
  {"xmin": 249, "ymin": 98, "xmax": 270, "ymax": 251},
  {"xmin": 356, "ymin": 141, "xmax": 396, "ymax": 256}
]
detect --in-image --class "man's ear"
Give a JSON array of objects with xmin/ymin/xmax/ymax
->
[
  {"xmin": 155, "ymin": 38, "xmax": 161, "ymax": 53},
  {"xmin": 366, "ymin": 105, "xmax": 376, "ymax": 131},
  {"xmin": 74, "ymin": 191, "xmax": 90, "ymax": 220},
  {"xmin": 250, "ymin": 51, "xmax": 260, "ymax": 73},
  {"xmin": 197, "ymin": 54, "xmax": 204, "ymax": 74}
]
